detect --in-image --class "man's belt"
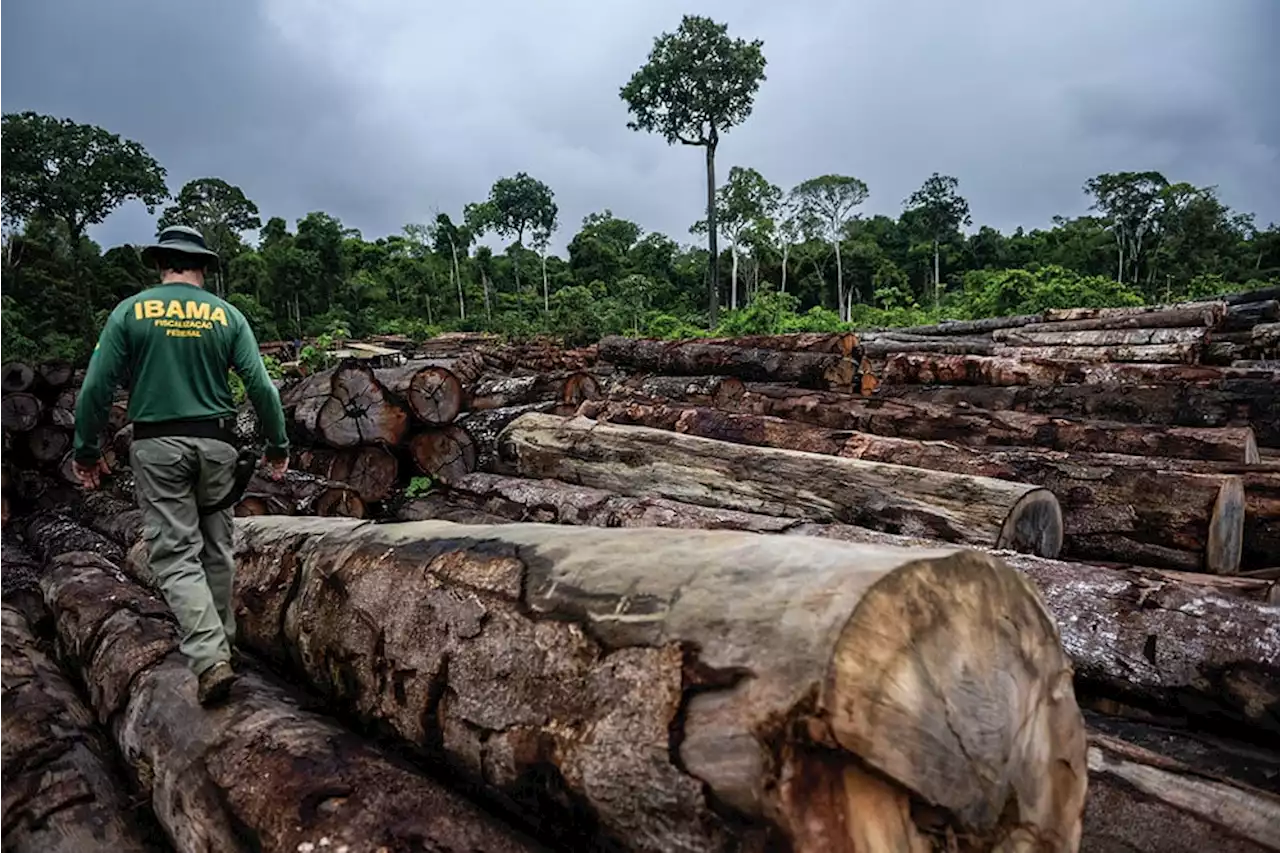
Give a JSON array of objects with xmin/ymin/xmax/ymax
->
[{"xmin": 131, "ymin": 418, "xmax": 259, "ymax": 515}]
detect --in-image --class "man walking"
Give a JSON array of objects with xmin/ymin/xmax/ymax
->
[{"xmin": 72, "ymin": 225, "xmax": 290, "ymax": 706}]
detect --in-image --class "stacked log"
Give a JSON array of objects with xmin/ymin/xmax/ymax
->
[
  {"xmin": 598, "ymin": 335, "xmax": 862, "ymax": 391},
  {"xmin": 23, "ymin": 514, "xmax": 546, "ymax": 853},
  {"xmin": 116, "ymin": 512, "xmax": 1091, "ymax": 851}
]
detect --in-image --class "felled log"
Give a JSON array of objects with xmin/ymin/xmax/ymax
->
[
  {"xmin": 33, "ymin": 532, "xmax": 545, "ymax": 853},
  {"xmin": 598, "ymin": 336, "xmax": 858, "ymax": 389},
  {"xmin": 294, "ymin": 445, "xmax": 398, "ymax": 504},
  {"xmin": 498, "ymin": 413, "xmax": 1064, "ymax": 555},
  {"xmin": 81, "ymin": 483, "xmax": 1280, "ymax": 745},
  {"xmin": 992, "ymin": 342, "xmax": 1201, "ymax": 364},
  {"xmin": 864, "ymin": 337, "xmax": 997, "ymax": 357},
  {"xmin": 458, "ymin": 401, "xmax": 559, "ymax": 471},
  {"xmin": 35, "ymin": 360, "xmax": 75, "ymax": 390},
  {"xmin": 2, "ymin": 362, "xmax": 37, "ymax": 393},
  {"xmin": 1082, "ymin": 731, "xmax": 1280, "ymax": 852},
  {"xmin": 375, "ymin": 353, "xmax": 484, "ymax": 425},
  {"xmin": 874, "ymin": 380, "xmax": 1280, "ymax": 447},
  {"xmin": 49, "ymin": 388, "xmax": 76, "ymax": 428},
  {"xmin": 408, "ymin": 424, "xmax": 477, "ymax": 483},
  {"xmin": 1043, "ymin": 301, "xmax": 1228, "ymax": 325},
  {"xmin": 837, "ymin": 435, "xmax": 1246, "ymax": 573},
  {"xmin": 881, "ymin": 352, "xmax": 1280, "ymax": 387},
  {"xmin": 697, "ymin": 331, "xmax": 860, "ymax": 355},
  {"xmin": 576, "ymin": 401, "xmax": 1244, "ymax": 573},
  {"xmin": 1016, "ymin": 304, "xmax": 1223, "ymax": 333},
  {"xmin": 183, "ymin": 514, "xmax": 1089, "ymax": 852},
  {"xmin": 993, "ymin": 327, "xmax": 1209, "ymax": 347},
  {"xmin": 1, "ymin": 392, "xmax": 44, "ymax": 432},
  {"xmin": 27, "ymin": 425, "xmax": 71, "ymax": 464},
  {"xmin": 1235, "ymin": 359, "xmax": 1280, "ymax": 369},
  {"xmin": 1221, "ymin": 299, "xmax": 1280, "ymax": 331},
  {"xmin": 884, "ymin": 313, "xmax": 1041, "ymax": 336},
  {"xmin": 1, "ymin": 601, "xmax": 157, "ymax": 853},
  {"xmin": 470, "ymin": 371, "xmax": 601, "ymax": 411},
  {"xmin": 235, "ymin": 468, "xmax": 365, "ymax": 519},
  {"xmin": 705, "ymin": 386, "xmax": 1262, "ymax": 463},
  {"xmin": 606, "ymin": 373, "xmax": 747, "ymax": 408},
  {"xmin": 286, "ymin": 363, "xmax": 410, "ymax": 447}
]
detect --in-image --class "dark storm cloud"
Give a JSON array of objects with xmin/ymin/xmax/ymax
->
[{"xmin": 4, "ymin": 0, "xmax": 1277, "ymax": 253}]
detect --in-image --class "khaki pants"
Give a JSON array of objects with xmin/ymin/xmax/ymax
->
[{"xmin": 131, "ymin": 436, "xmax": 238, "ymax": 676}]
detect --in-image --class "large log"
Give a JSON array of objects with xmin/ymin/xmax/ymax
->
[
  {"xmin": 294, "ymin": 444, "xmax": 398, "ymax": 504},
  {"xmin": 375, "ymin": 353, "xmax": 484, "ymax": 425},
  {"xmin": 1042, "ymin": 301, "xmax": 1227, "ymax": 324},
  {"xmin": 235, "ymin": 468, "xmax": 366, "ymax": 519},
  {"xmin": 873, "ymin": 380, "xmax": 1280, "ymax": 447},
  {"xmin": 697, "ymin": 331, "xmax": 861, "ymax": 355},
  {"xmin": 31, "ymin": 526, "xmax": 545, "ymax": 853},
  {"xmin": 1012, "ymin": 304, "xmax": 1224, "ymax": 333},
  {"xmin": 881, "ymin": 352, "xmax": 1280, "ymax": 387},
  {"xmin": 27, "ymin": 425, "xmax": 71, "ymax": 464},
  {"xmin": 992, "ymin": 342, "xmax": 1202, "ymax": 364},
  {"xmin": 469, "ymin": 371, "xmax": 600, "ymax": 411},
  {"xmin": 1, "ymin": 362, "xmax": 37, "ymax": 394},
  {"xmin": 993, "ymin": 327, "xmax": 1209, "ymax": 347},
  {"xmin": 283, "ymin": 363, "xmax": 410, "ymax": 446},
  {"xmin": 156, "ymin": 514, "xmax": 1089, "ymax": 852},
  {"xmin": 79, "ymin": 482, "xmax": 1280, "ymax": 745},
  {"xmin": 458, "ymin": 401, "xmax": 560, "ymax": 471},
  {"xmin": 2, "ymin": 601, "xmax": 158, "ymax": 853},
  {"xmin": 879, "ymin": 313, "xmax": 1041, "ymax": 336},
  {"xmin": 606, "ymin": 373, "xmax": 747, "ymax": 408},
  {"xmin": 863, "ymin": 336, "xmax": 997, "ymax": 357},
  {"xmin": 598, "ymin": 336, "xmax": 858, "ymax": 389},
  {"xmin": 1, "ymin": 392, "xmax": 44, "ymax": 433},
  {"xmin": 49, "ymin": 388, "xmax": 77, "ymax": 428},
  {"xmin": 577, "ymin": 400, "xmax": 1245, "ymax": 573},
  {"xmin": 498, "ymin": 413, "xmax": 1064, "ymax": 556},
  {"xmin": 650, "ymin": 387, "xmax": 1264, "ymax": 463},
  {"xmin": 1221, "ymin": 299, "xmax": 1280, "ymax": 331},
  {"xmin": 408, "ymin": 424, "xmax": 477, "ymax": 483},
  {"xmin": 35, "ymin": 360, "xmax": 75, "ymax": 391},
  {"xmin": 1082, "ymin": 731, "xmax": 1280, "ymax": 852}
]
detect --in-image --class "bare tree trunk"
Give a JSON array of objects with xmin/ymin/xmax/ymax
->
[
  {"xmin": 933, "ymin": 238, "xmax": 941, "ymax": 307},
  {"xmin": 541, "ymin": 250, "xmax": 549, "ymax": 313},
  {"xmin": 780, "ymin": 243, "xmax": 789, "ymax": 292},
  {"xmin": 482, "ymin": 269, "xmax": 492, "ymax": 320},
  {"xmin": 449, "ymin": 237, "xmax": 466, "ymax": 320},
  {"xmin": 834, "ymin": 239, "xmax": 845, "ymax": 321},
  {"xmin": 729, "ymin": 244, "xmax": 739, "ymax": 310},
  {"xmin": 705, "ymin": 133, "xmax": 720, "ymax": 326}
]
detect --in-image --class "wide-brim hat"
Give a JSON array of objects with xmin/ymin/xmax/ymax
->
[{"xmin": 140, "ymin": 225, "xmax": 221, "ymax": 271}]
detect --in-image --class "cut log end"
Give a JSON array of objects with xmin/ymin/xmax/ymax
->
[
  {"xmin": 1207, "ymin": 477, "xmax": 1247, "ymax": 575},
  {"xmin": 410, "ymin": 426, "xmax": 478, "ymax": 483},
  {"xmin": 1, "ymin": 361, "xmax": 36, "ymax": 394},
  {"xmin": 1245, "ymin": 431, "xmax": 1261, "ymax": 465},
  {"xmin": 314, "ymin": 487, "xmax": 366, "ymax": 519},
  {"xmin": 409, "ymin": 366, "xmax": 463, "ymax": 424},
  {"xmin": 818, "ymin": 549, "xmax": 1086, "ymax": 847},
  {"xmin": 561, "ymin": 372, "xmax": 601, "ymax": 406},
  {"xmin": 999, "ymin": 487, "xmax": 1065, "ymax": 557}
]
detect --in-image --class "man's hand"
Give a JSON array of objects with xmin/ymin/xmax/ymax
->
[
  {"xmin": 264, "ymin": 454, "xmax": 288, "ymax": 481},
  {"xmin": 72, "ymin": 458, "xmax": 113, "ymax": 491}
]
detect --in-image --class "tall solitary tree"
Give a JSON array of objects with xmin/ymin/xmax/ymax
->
[
  {"xmin": 902, "ymin": 173, "xmax": 971, "ymax": 306},
  {"xmin": 158, "ymin": 177, "xmax": 262, "ymax": 296},
  {"xmin": 474, "ymin": 173, "xmax": 557, "ymax": 293},
  {"xmin": 620, "ymin": 15, "xmax": 767, "ymax": 325},
  {"xmin": 790, "ymin": 175, "xmax": 869, "ymax": 320},
  {"xmin": 1084, "ymin": 171, "xmax": 1169, "ymax": 285}
]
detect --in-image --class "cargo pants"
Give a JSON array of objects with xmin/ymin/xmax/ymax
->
[{"xmin": 130, "ymin": 436, "xmax": 238, "ymax": 677}]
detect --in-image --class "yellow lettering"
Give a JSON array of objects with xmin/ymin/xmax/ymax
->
[
  {"xmin": 185, "ymin": 301, "xmax": 211, "ymax": 321},
  {"xmin": 165, "ymin": 300, "xmax": 185, "ymax": 318},
  {"xmin": 143, "ymin": 299, "xmax": 164, "ymax": 319},
  {"xmin": 210, "ymin": 307, "xmax": 228, "ymax": 326},
  {"xmin": 134, "ymin": 303, "xmax": 144, "ymax": 320},
  {"xmin": 165, "ymin": 328, "xmax": 202, "ymax": 338}
]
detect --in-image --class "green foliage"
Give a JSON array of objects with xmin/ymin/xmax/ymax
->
[
  {"xmin": 228, "ymin": 370, "xmax": 246, "ymax": 405},
  {"xmin": 157, "ymin": 178, "xmax": 261, "ymax": 276},
  {"xmin": 960, "ymin": 266, "xmax": 1144, "ymax": 318},
  {"xmin": 405, "ymin": 476, "xmax": 435, "ymax": 498}
]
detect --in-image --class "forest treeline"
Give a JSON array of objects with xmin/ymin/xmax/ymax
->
[{"xmin": 3, "ymin": 14, "xmax": 1278, "ymax": 363}]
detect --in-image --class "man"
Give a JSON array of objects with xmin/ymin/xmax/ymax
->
[{"xmin": 72, "ymin": 225, "xmax": 290, "ymax": 706}]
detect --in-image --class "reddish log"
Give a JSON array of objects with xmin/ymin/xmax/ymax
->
[
  {"xmin": 408, "ymin": 424, "xmax": 477, "ymax": 483},
  {"xmin": 598, "ymin": 336, "xmax": 858, "ymax": 388}
]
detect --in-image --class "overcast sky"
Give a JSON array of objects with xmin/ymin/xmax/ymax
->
[{"xmin": 4, "ymin": 0, "xmax": 1278, "ymax": 253}]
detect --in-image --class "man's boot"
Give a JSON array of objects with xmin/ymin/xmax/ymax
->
[{"xmin": 197, "ymin": 661, "xmax": 236, "ymax": 706}]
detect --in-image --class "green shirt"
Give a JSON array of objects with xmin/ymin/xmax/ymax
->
[{"xmin": 73, "ymin": 282, "xmax": 289, "ymax": 462}]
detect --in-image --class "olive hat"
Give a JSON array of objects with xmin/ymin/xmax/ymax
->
[{"xmin": 139, "ymin": 225, "xmax": 220, "ymax": 271}]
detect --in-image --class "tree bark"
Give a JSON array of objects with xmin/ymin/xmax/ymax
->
[
  {"xmin": 497, "ymin": 413, "xmax": 1064, "ymax": 556},
  {"xmin": 50, "ymin": 388, "xmax": 77, "ymax": 428},
  {"xmin": 1011, "ymin": 304, "xmax": 1225, "ymax": 333},
  {"xmin": 575, "ymin": 400, "xmax": 1244, "ymax": 573},
  {"xmin": 1081, "ymin": 731, "xmax": 1280, "ymax": 852},
  {"xmin": 605, "ymin": 373, "xmax": 746, "ymax": 408},
  {"xmin": 470, "ymin": 371, "xmax": 600, "ymax": 411},
  {"xmin": 863, "ymin": 337, "xmax": 998, "ymax": 357},
  {"xmin": 872, "ymin": 380, "xmax": 1280, "ymax": 447},
  {"xmin": 408, "ymin": 424, "xmax": 477, "ymax": 483},
  {"xmin": 598, "ymin": 336, "xmax": 858, "ymax": 389},
  {"xmin": 993, "ymin": 326, "xmax": 1209, "ymax": 347},
  {"xmin": 992, "ymin": 342, "xmax": 1201, "ymax": 364},
  {"xmin": 374, "ymin": 357, "xmax": 482, "ymax": 426},
  {"xmin": 294, "ymin": 444, "xmax": 399, "ymax": 504},
  {"xmin": 2, "ymin": 362, "xmax": 37, "ymax": 394},
  {"xmin": 697, "ymin": 332, "xmax": 861, "ymax": 356},
  {"xmin": 890, "ymin": 314, "xmax": 1041, "ymax": 336},
  {"xmin": 458, "ymin": 402, "xmax": 559, "ymax": 471},
  {"xmin": 881, "ymin": 352, "xmax": 1279, "ymax": 387},
  {"xmin": 1221, "ymin": 299, "xmax": 1280, "ymax": 331},
  {"xmin": 2, "ymin": 393, "xmax": 44, "ymax": 432},
  {"xmin": 157, "ymin": 513, "xmax": 1088, "ymax": 852},
  {"xmin": 1043, "ymin": 301, "xmax": 1228, "ymax": 325},
  {"xmin": 705, "ymin": 135, "xmax": 720, "ymax": 326},
  {"xmin": 235, "ymin": 468, "xmax": 365, "ymax": 519},
  {"xmin": 731, "ymin": 384, "xmax": 1260, "ymax": 462},
  {"xmin": 32, "ymin": 535, "xmax": 545, "ymax": 853},
  {"xmin": 1, "ymin": 601, "xmax": 159, "ymax": 853}
]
